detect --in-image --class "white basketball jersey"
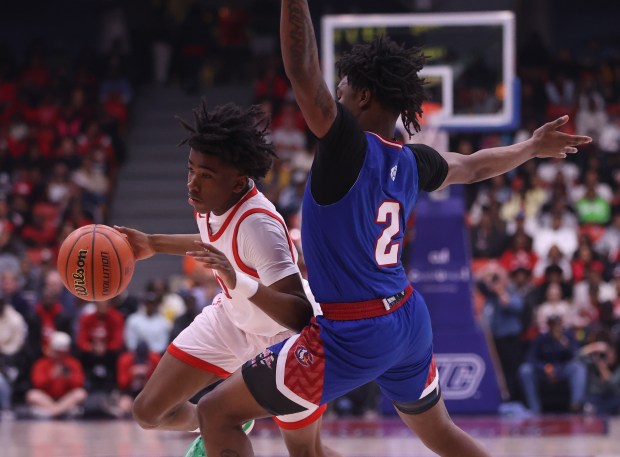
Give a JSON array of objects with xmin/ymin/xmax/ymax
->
[{"xmin": 195, "ymin": 183, "xmax": 314, "ymax": 336}]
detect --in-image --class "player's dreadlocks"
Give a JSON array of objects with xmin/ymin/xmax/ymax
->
[
  {"xmin": 178, "ymin": 100, "xmax": 276, "ymax": 179},
  {"xmin": 336, "ymin": 36, "xmax": 426, "ymax": 137}
]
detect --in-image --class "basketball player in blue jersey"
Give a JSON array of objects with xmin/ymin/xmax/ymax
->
[{"xmin": 190, "ymin": 1, "xmax": 593, "ymax": 455}]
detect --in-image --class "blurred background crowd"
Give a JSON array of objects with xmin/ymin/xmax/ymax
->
[{"xmin": 0, "ymin": 0, "xmax": 619, "ymax": 421}]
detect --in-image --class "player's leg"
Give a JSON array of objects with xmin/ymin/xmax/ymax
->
[
  {"xmin": 197, "ymin": 370, "xmax": 273, "ymax": 457},
  {"xmin": 26, "ymin": 389, "xmax": 60, "ymax": 416},
  {"xmin": 132, "ymin": 352, "xmax": 221, "ymax": 431},
  {"xmin": 133, "ymin": 295, "xmax": 236, "ymax": 431},
  {"xmin": 279, "ymin": 416, "xmax": 342, "ymax": 457},
  {"xmin": 197, "ymin": 328, "xmax": 328, "ymax": 457},
  {"xmin": 395, "ymin": 396, "xmax": 491, "ymax": 457},
  {"xmin": 380, "ymin": 291, "xmax": 491, "ymax": 456},
  {"xmin": 52, "ymin": 387, "xmax": 88, "ymax": 416}
]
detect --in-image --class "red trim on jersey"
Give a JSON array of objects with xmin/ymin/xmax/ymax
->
[
  {"xmin": 272, "ymin": 404, "xmax": 327, "ymax": 430},
  {"xmin": 367, "ymin": 131, "xmax": 402, "ymax": 149},
  {"xmin": 231, "ymin": 208, "xmax": 296, "ymax": 280},
  {"xmin": 166, "ymin": 343, "xmax": 231, "ymax": 378},
  {"xmin": 320, "ymin": 285, "xmax": 414, "ymax": 320},
  {"xmin": 207, "ymin": 186, "xmax": 259, "ymax": 241}
]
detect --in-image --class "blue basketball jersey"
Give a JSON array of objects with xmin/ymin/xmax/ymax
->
[{"xmin": 302, "ymin": 132, "xmax": 420, "ymax": 303}]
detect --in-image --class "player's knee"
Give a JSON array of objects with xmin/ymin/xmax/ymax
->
[
  {"xmin": 196, "ymin": 393, "xmax": 220, "ymax": 430},
  {"xmin": 132, "ymin": 392, "xmax": 168, "ymax": 429}
]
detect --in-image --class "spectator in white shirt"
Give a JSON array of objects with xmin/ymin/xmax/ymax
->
[
  {"xmin": 124, "ymin": 292, "xmax": 171, "ymax": 354},
  {"xmin": 533, "ymin": 212, "xmax": 579, "ymax": 259}
]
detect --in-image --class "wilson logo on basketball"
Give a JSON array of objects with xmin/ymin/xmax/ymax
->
[
  {"xmin": 101, "ymin": 251, "xmax": 111, "ymax": 295},
  {"xmin": 72, "ymin": 249, "xmax": 88, "ymax": 296},
  {"xmin": 294, "ymin": 345, "xmax": 313, "ymax": 367}
]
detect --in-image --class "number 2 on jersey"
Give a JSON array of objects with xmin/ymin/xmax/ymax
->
[{"xmin": 374, "ymin": 201, "xmax": 401, "ymax": 266}]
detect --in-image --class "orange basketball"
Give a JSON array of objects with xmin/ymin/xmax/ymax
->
[{"xmin": 57, "ymin": 224, "xmax": 135, "ymax": 301}]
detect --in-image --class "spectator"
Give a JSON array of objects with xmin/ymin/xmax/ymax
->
[
  {"xmin": 570, "ymin": 170, "xmax": 613, "ymax": 204},
  {"xmin": 0, "ymin": 270, "xmax": 30, "ymax": 319},
  {"xmin": 573, "ymin": 268, "xmax": 616, "ymax": 327},
  {"xmin": 533, "ymin": 212, "xmax": 579, "ymax": 259},
  {"xmin": 580, "ymin": 340, "xmax": 620, "ymax": 415},
  {"xmin": 599, "ymin": 115, "xmax": 620, "ymax": 171},
  {"xmin": 576, "ymin": 186, "xmax": 611, "ymax": 226},
  {"xmin": 537, "ymin": 158, "xmax": 579, "ymax": 187},
  {"xmin": 277, "ymin": 169, "xmax": 306, "ymax": 224},
  {"xmin": 536, "ymin": 283, "xmax": 574, "ymax": 332},
  {"xmin": 533, "ymin": 245, "xmax": 572, "ymax": 282},
  {"xmin": 595, "ymin": 212, "xmax": 620, "ymax": 262},
  {"xmin": 519, "ymin": 315, "xmax": 587, "ymax": 414},
  {"xmin": 271, "ymin": 102, "xmax": 306, "ymax": 162},
  {"xmin": 575, "ymin": 87, "xmax": 607, "ymax": 142},
  {"xmin": 471, "ymin": 206, "xmax": 508, "ymax": 258},
  {"xmin": 71, "ymin": 151, "xmax": 110, "ymax": 223},
  {"xmin": 30, "ymin": 284, "xmax": 72, "ymax": 354},
  {"xmin": 76, "ymin": 299, "xmax": 124, "ymax": 392},
  {"xmin": 112, "ymin": 341, "xmax": 161, "ymax": 418},
  {"xmin": 169, "ymin": 292, "xmax": 201, "ymax": 342},
  {"xmin": 0, "ymin": 292, "xmax": 27, "ymax": 418},
  {"xmin": 25, "ymin": 331, "xmax": 87, "ymax": 418},
  {"xmin": 124, "ymin": 292, "xmax": 171, "ymax": 354},
  {"xmin": 145, "ymin": 278, "xmax": 185, "ymax": 324},
  {"xmin": 500, "ymin": 231, "xmax": 538, "ymax": 274},
  {"xmin": 478, "ymin": 265, "xmax": 524, "ymax": 400},
  {"xmin": 571, "ymin": 242, "xmax": 604, "ymax": 283}
]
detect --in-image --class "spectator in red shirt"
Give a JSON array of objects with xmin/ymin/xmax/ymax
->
[
  {"xmin": 500, "ymin": 231, "xmax": 538, "ymax": 273},
  {"xmin": 113, "ymin": 341, "xmax": 160, "ymax": 418},
  {"xmin": 25, "ymin": 331, "xmax": 87, "ymax": 418},
  {"xmin": 30, "ymin": 285, "xmax": 72, "ymax": 355},
  {"xmin": 77, "ymin": 299, "xmax": 124, "ymax": 392}
]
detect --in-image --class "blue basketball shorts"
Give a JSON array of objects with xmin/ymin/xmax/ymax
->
[{"xmin": 241, "ymin": 289, "xmax": 438, "ymax": 415}]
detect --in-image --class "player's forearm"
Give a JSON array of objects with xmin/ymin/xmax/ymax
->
[
  {"xmin": 250, "ymin": 287, "xmax": 314, "ymax": 332},
  {"xmin": 280, "ymin": 0, "xmax": 321, "ymax": 86},
  {"xmin": 148, "ymin": 234, "xmax": 202, "ymax": 256},
  {"xmin": 467, "ymin": 138, "xmax": 536, "ymax": 184}
]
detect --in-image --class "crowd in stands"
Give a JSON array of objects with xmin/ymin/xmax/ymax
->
[
  {"xmin": 1, "ymin": 3, "xmax": 620, "ymax": 421},
  {"xmin": 469, "ymin": 34, "xmax": 620, "ymax": 415}
]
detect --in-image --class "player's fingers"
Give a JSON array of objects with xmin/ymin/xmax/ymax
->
[
  {"xmin": 557, "ymin": 133, "xmax": 592, "ymax": 145},
  {"xmin": 198, "ymin": 242, "xmax": 224, "ymax": 255},
  {"xmin": 549, "ymin": 115, "xmax": 569, "ymax": 129},
  {"xmin": 564, "ymin": 147, "xmax": 578, "ymax": 154},
  {"xmin": 186, "ymin": 250, "xmax": 210, "ymax": 257}
]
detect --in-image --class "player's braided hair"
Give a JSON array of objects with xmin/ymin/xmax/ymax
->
[
  {"xmin": 178, "ymin": 100, "xmax": 276, "ymax": 179},
  {"xmin": 336, "ymin": 35, "xmax": 426, "ymax": 137}
]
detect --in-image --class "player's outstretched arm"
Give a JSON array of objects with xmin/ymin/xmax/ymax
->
[
  {"xmin": 436, "ymin": 116, "xmax": 592, "ymax": 190},
  {"xmin": 114, "ymin": 225, "xmax": 201, "ymax": 259},
  {"xmin": 188, "ymin": 241, "xmax": 313, "ymax": 332},
  {"xmin": 281, "ymin": 0, "xmax": 336, "ymax": 138}
]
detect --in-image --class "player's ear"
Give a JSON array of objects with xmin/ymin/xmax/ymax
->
[
  {"xmin": 358, "ymin": 87, "xmax": 372, "ymax": 110},
  {"xmin": 232, "ymin": 175, "xmax": 249, "ymax": 194}
]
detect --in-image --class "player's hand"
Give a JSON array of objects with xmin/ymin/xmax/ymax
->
[
  {"xmin": 187, "ymin": 241, "xmax": 237, "ymax": 289},
  {"xmin": 113, "ymin": 225, "xmax": 155, "ymax": 260},
  {"xmin": 531, "ymin": 116, "xmax": 592, "ymax": 159}
]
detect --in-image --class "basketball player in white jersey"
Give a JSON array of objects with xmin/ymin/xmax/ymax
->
[{"xmin": 115, "ymin": 101, "xmax": 335, "ymax": 457}]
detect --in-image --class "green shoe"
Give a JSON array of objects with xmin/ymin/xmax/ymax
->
[
  {"xmin": 183, "ymin": 420, "xmax": 255, "ymax": 457},
  {"xmin": 184, "ymin": 435, "xmax": 206, "ymax": 457}
]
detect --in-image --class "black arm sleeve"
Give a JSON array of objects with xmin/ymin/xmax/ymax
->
[
  {"xmin": 310, "ymin": 103, "xmax": 367, "ymax": 205},
  {"xmin": 407, "ymin": 143, "xmax": 449, "ymax": 192}
]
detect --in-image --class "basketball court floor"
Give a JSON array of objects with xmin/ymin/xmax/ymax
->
[{"xmin": 5, "ymin": 415, "xmax": 620, "ymax": 457}]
